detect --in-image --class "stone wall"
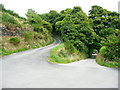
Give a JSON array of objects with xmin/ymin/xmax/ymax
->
[{"xmin": 0, "ymin": 25, "xmax": 33, "ymax": 36}]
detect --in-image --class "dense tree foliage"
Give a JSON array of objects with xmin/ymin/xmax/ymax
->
[
  {"xmin": 1, "ymin": 3, "xmax": 119, "ymax": 63},
  {"xmin": 54, "ymin": 6, "xmax": 99, "ymax": 56},
  {"xmin": 89, "ymin": 5, "xmax": 120, "ymax": 48},
  {"xmin": 40, "ymin": 6, "xmax": 120, "ymax": 60},
  {"xmin": 100, "ymin": 30, "xmax": 120, "ymax": 62},
  {"xmin": 89, "ymin": 5, "xmax": 120, "ymax": 62},
  {"xmin": 40, "ymin": 10, "xmax": 64, "ymax": 35},
  {"xmin": 26, "ymin": 9, "xmax": 53, "ymax": 42},
  {"xmin": 26, "ymin": 9, "xmax": 52, "ymax": 33}
]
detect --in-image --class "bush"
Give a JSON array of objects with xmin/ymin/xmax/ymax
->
[
  {"xmin": 33, "ymin": 32, "xmax": 41, "ymax": 40},
  {"xmin": 9, "ymin": 37, "xmax": 20, "ymax": 45},
  {"xmin": 74, "ymin": 40, "xmax": 88, "ymax": 53},
  {"xmin": 99, "ymin": 46, "xmax": 119, "ymax": 62},
  {"xmin": 22, "ymin": 30, "xmax": 46, "ymax": 41},
  {"xmin": 64, "ymin": 41, "xmax": 77, "ymax": 54},
  {"xmin": 2, "ymin": 13, "xmax": 19, "ymax": 24},
  {"xmin": 99, "ymin": 46, "xmax": 107, "ymax": 56},
  {"xmin": 22, "ymin": 31, "xmax": 34, "ymax": 41},
  {"xmin": 42, "ymin": 20, "xmax": 53, "ymax": 32},
  {"xmin": 96, "ymin": 54, "xmax": 119, "ymax": 68}
]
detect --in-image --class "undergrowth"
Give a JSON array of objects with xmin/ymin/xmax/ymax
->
[
  {"xmin": 0, "ymin": 36, "xmax": 54, "ymax": 57},
  {"xmin": 49, "ymin": 43, "xmax": 88, "ymax": 64},
  {"xmin": 96, "ymin": 53, "xmax": 119, "ymax": 68}
]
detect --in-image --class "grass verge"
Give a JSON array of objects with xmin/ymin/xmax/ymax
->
[
  {"xmin": 96, "ymin": 53, "xmax": 119, "ymax": 68},
  {"xmin": 0, "ymin": 36, "xmax": 54, "ymax": 57},
  {"xmin": 49, "ymin": 43, "xmax": 87, "ymax": 64}
]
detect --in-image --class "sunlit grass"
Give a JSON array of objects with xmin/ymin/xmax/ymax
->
[{"xmin": 49, "ymin": 43, "xmax": 87, "ymax": 64}]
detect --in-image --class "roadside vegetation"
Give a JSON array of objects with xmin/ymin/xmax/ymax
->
[
  {"xmin": 96, "ymin": 54, "xmax": 119, "ymax": 68},
  {"xmin": 0, "ymin": 4, "xmax": 53, "ymax": 56},
  {"xmin": 1, "ymin": 33, "xmax": 53, "ymax": 56},
  {"xmin": 46, "ymin": 6, "xmax": 119, "ymax": 67},
  {"xmin": 49, "ymin": 43, "xmax": 87, "ymax": 64},
  {"xmin": 96, "ymin": 30, "xmax": 120, "ymax": 68},
  {"xmin": 89, "ymin": 6, "xmax": 120, "ymax": 68},
  {"xmin": 1, "ymin": 4, "xmax": 119, "ymax": 68}
]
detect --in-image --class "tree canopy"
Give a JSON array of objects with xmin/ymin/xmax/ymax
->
[{"xmin": 26, "ymin": 9, "xmax": 52, "ymax": 33}]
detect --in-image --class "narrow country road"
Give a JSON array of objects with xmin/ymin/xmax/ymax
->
[{"xmin": 1, "ymin": 39, "xmax": 118, "ymax": 88}]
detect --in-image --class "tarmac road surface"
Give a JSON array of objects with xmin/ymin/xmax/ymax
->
[{"xmin": 1, "ymin": 39, "xmax": 118, "ymax": 88}]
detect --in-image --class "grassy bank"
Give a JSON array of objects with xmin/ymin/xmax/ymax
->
[
  {"xmin": 0, "ymin": 36, "xmax": 54, "ymax": 57},
  {"xmin": 49, "ymin": 43, "xmax": 87, "ymax": 64},
  {"xmin": 96, "ymin": 53, "xmax": 119, "ymax": 68}
]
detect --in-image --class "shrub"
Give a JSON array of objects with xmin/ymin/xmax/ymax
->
[
  {"xmin": 22, "ymin": 31, "xmax": 34, "ymax": 41},
  {"xmin": 22, "ymin": 30, "xmax": 45, "ymax": 41},
  {"xmin": 74, "ymin": 40, "xmax": 88, "ymax": 53},
  {"xmin": 33, "ymin": 32, "xmax": 41, "ymax": 40},
  {"xmin": 64, "ymin": 41, "xmax": 77, "ymax": 54},
  {"xmin": 9, "ymin": 37, "xmax": 20, "ymax": 45},
  {"xmin": 93, "ymin": 49, "xmax": 98, "ymax": 54},
  {"xmin": 3, "ymin": 13, "xmax": 19, "ymax": 24},
  {"xmin": 96, "ymin": 54, "xmax": 119, "ymax": 68},
  {"xmin": 42, "ymin": 20, "xmax": 53, "ymax": 32},
  {"xmin": 99, "ymin": 46, "xmax": 107, "ymax": 56}
]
